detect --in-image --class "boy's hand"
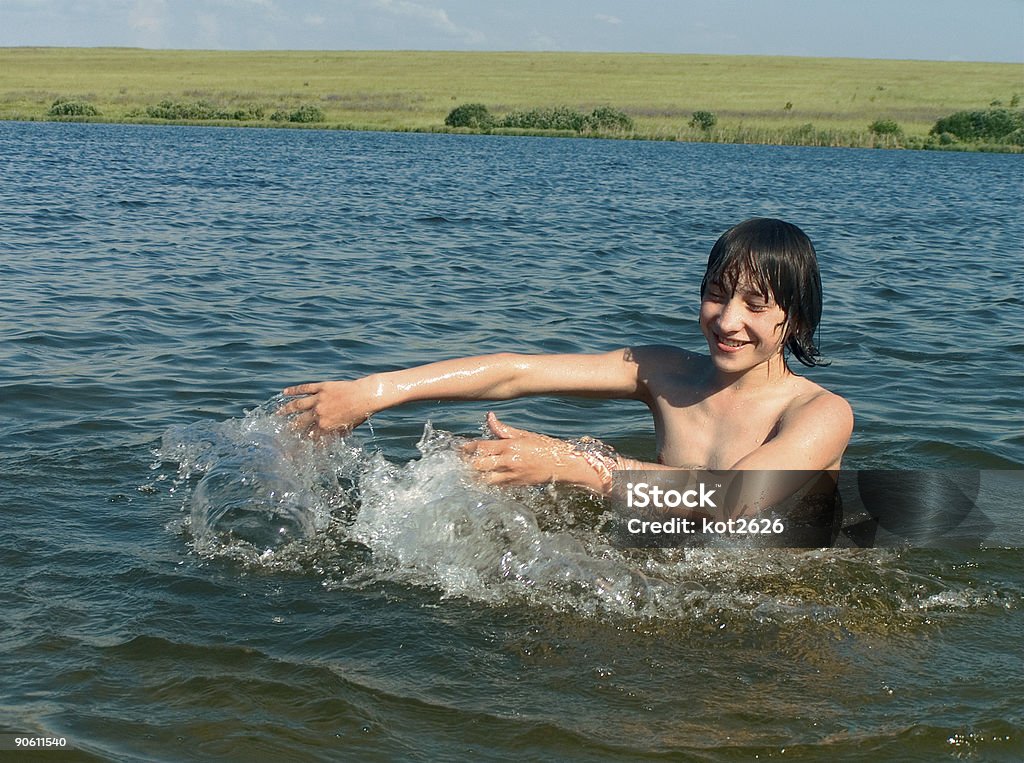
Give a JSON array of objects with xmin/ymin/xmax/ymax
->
[
  {"xmin": 462, "ymin": 412, "xmax": 591, "ymax": 488},
  {"xmin": 279, "ymin": 380, "xmax": 373, "ymax": 435}
]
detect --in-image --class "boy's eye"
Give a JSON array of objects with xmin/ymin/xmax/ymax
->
[{"xmin": 747, "ymin": 302, "xmax": 770, "ymax": 312}]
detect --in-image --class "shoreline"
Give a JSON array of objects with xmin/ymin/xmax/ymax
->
[
  {"xmin": 10, "ymin": 115, "xmax": 1020, "ymax": 153},
  {"xmin": 3, "ymin": 48, "xmax": 1021, "ymax": 153}
]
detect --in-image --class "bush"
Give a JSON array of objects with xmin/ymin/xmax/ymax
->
[
  {"xmin": 869, "ymin": 119, "xmax": 902, "ymax": 136},
  {"xmin": 500, "ymin": 106, "xmax": 586, "ymax": 132},
  {"xmin": 146, "ymin": 100, "xmax": 221, "ymax": 120},
  {"xmin": 48, "ymin": 99, "xmax": 100, "ymax": 117},
  {"xmin": 930, "ymin": 108, "xmax": 1024, "ymax": 142},
  {"xmin": 287, "ymin": 104, "xmax": 324, "ymax": 123},
  {"xmin": 228, "ymin": 105, "xmax": 265, "ymax": 121},
  {"xmin": 146, "ymin": 100, "xmax": 270, "ymax": 121},
  {"xmin": 270, "ymin": 105, "xmax": 325, "ymax": 123},
  {"xmin": 445, "ymin": 103, "xmax": 493, "ymax": 129},
  {"xmin": 582, "ymin": 106, "xmax": 634, "ymax": 133},
  {"xmin": 689, "ymin": 110, "xmax": 717, "ymax": 130},
  {"xmin": 443, "ymin": 103, "xmax": 633, "ymax": 135}
]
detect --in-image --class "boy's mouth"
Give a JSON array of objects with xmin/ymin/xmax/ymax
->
[{"xmin": 715, "ymin": 333, "xmax": 750, "ymax": 350}]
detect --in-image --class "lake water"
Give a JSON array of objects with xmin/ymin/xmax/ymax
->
[{"xmin": 1, "ymin": 122, "xmax": 1022, "ymax": 761}]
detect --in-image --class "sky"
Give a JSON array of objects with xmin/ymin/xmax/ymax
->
[{"xmin": 1, "ymin": 0, "xmax": 1022, "ymax": 63}]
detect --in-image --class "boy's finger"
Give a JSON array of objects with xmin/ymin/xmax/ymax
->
[
  {"xmin": 470, "ymin": 453, "xmax": 501, "ymax": 470},
  {"xmin": 486, "ymin": 411, "xmax": 528, "ymax": 439},
  {"xmin": 288, "ymin": 411, "xmax": 316, "ymax": 433},
  {"xmin": 462, "ymin": 439, "xmax": 502, "ymax": 458},
  {"xmin": 477, "ymin": 470, "xmax": 510, "ymax": 485},
  {"xmin": 278, "ymin": 396, "xmax": 317, "ymax": 415},
  {"xmin": 283, "ymin": 382, "xmax": 322, "ymax": 396}
]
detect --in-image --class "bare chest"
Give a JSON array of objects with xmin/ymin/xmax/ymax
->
[{"xmin": 651, "ymin": 393, "xmax": 786, "ymax": 469}]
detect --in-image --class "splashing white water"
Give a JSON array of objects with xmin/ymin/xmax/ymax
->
[
  {"xmin": 347, "ymin": 424, "xmax": 682, "ymax": 613},
  {"xmin": 158, "ymin": 395, "xmax": 364, "ymax": 551},
  {"xmin": 154, "ymin": 397, "xmax": 688, "ymax": 614},
  {"xmin": 154, "ymin": 397, "xmax": 1020, "ymax": 622}
]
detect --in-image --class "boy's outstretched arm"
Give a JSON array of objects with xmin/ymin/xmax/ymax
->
[{"xmin": 279, "ymin": 350, "xmax": 643, "ymax": 435}]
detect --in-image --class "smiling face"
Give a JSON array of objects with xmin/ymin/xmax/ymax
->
[
  {"xmin": 698, "ymin": 218, "xmax": 825, "ymax": 371},
  {"xmin": 699, "ymin": 276, "xmax": 790, "ymax": 376}
]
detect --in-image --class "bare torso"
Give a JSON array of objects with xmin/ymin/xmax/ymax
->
[{"xmin": 634, "ymin": 346, "xmax": 845, "ymax": 470}]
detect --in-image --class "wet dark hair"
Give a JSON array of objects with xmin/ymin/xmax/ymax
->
[{"xmin": 700, "ymin": 218, "xmax": 827, "ymax": 367}]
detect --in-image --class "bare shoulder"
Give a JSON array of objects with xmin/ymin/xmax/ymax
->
[
  {"xmin": 626, "ymin": 344, "xmax": 704, "ymax": 400},
  {"xmin": 626, "ymin": 344, "xmax": 702, "ymax": 373},
  {"xmin": 782, "ymin": 380, "xmax": 854, "ymax": 438}
]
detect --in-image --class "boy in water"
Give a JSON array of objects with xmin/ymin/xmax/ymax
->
[{"xmin": 280, "ymin": 218, "xmax": 853, "ymax": 498}]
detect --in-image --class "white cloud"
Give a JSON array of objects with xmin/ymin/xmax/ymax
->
[
  {"xmin": 595, "ymin": 13, "xmax": 621, "ymax": 25},
  {"xmin": 370, "ymin": 0, "xmax": 484, "ymax": 45},
  {"xmin": 129, "ymin": 0, "xmax": 165, "ymax": 33},
  {"xmin": 303, "ymin": 14, "xmax": 326, "ymax": 27}
]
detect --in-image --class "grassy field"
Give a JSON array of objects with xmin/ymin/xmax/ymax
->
[{"xmin": 2, "ymin": 47, "xmax": 1021, "ymax": 149}]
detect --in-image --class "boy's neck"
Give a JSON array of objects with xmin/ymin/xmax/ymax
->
[{"xmin": 707, "ymin": 355, "xmax": 792, "ymax": 394}]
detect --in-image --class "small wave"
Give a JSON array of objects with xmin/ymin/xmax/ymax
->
[
  {"xmin": 413, "ymin": 214, "xmax": 477, "ymax": 225},
  {"xmin": 31, "ymin": 207, "xmax": 89, "ymax": 223}
]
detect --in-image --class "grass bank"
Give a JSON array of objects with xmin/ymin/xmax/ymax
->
[{"xmin": 2, "ymin": 48, "xmax": 1021, "ymax": 150}]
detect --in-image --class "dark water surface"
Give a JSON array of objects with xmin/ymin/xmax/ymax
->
[{"xmin": 2, "ymin": 122, "xmax": 1022, "ymax": 761}]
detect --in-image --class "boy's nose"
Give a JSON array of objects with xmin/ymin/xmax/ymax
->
[{"xmin": 716, "ymin": 299, "xmax": 744, "ymax": 332}]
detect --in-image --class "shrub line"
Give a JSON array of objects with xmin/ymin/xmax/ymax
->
[{"xmin": 17, "ymin": 97, "xmax": 1024, "ymax": 153}]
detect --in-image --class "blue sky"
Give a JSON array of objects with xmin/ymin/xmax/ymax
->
[{"xmin": 1, "ymin": 0, "xmax": 1022, "ymax": 62}]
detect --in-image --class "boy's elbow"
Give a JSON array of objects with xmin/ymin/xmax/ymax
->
[{"xmin": 481, "ymin": 352, "xmax": 534, "ymax": 399}]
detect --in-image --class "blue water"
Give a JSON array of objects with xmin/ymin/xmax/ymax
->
[{"xmin": 1, "ymin": 122, "xmax": 1022, "ymax": 761}]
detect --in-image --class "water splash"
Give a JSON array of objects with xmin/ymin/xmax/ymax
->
[
  {"xmin": 154, "ymin": 397, "xmax": 1021, "ymax": 624},
  {"xmin": 347, "ymin": 424, "xmax": 681, "ymax": 615},
  {"xmin": 158, "ymin": 395, "xmax": 364, "ymax": 553}
]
